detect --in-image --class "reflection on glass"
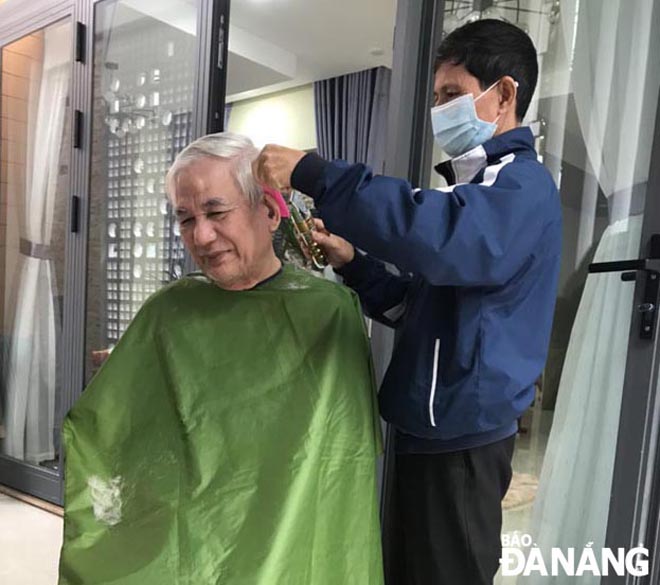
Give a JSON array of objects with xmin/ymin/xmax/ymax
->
[
  {"xmin": 85, "ymin": 0, "xmax": 198, "ymax": 384},
  {"xmin": 0, "ymin": 20, "xmax": 72, "ymax": 467},
  {"xmin": 522, "ymin": 1, "xmax": 658, "ymax": 564}
]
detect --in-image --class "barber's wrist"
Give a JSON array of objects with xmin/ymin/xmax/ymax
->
[
  {"xmin": 334, "ymin": 248, "xmax": 368, "ymax": 278},
  {"xmin": 330, "ymin": 246, "xmax": 355, "ymax": 270},
  {"xmin": 291, "ymin": 153, "xmax": 331, "ymax": 200}
]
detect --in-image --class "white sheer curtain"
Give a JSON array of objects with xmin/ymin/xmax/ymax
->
[
  {"xmin": 3, "ymin": 23, "xmax": 70, "ymax": 463},
  {"xmin": 525, "ymin": 0, "xmax": 660, "ymax": 580},
  {"xmin": 525, "ymin": 217, "xmax": 642, "ymax": 584},
  {"xmin": 567, "ymin": 0, "xmax": 659, "ymax": 220}
]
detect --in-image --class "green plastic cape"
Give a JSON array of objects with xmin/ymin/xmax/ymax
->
[{"xmin": 59, "ymin": 265, "xmax": 383, "ymax": 585}]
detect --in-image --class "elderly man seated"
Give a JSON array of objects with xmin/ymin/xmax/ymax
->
[{"xmin": 58, "ymin": 133, "xmax": 384, "ymax": 585}]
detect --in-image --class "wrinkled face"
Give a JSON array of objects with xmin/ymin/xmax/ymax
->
[
  {"xmin": 433, "ymin": 61, "xmax": 501, "ymax": 125},
  {"xmin": 170, "ymin": 157, "xmax": 279, "ymax": 290}
]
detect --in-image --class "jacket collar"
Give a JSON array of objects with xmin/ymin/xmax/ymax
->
[{"xmin": 434, "ymin": 126, "xmax": 536, "ymax": 186}]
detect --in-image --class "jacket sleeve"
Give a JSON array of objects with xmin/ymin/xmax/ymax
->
[
  {"xmin": 335, "ymin": 251, "xmax": 412, "ymax": 328},
  {"xmin": 291, "ymin": 153, "xmax": 556, "ymax": 287}
]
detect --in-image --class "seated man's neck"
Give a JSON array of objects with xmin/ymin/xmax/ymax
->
[{"xmin": 220, "ymin": 253, "xmax": 282, "ymax": 291}]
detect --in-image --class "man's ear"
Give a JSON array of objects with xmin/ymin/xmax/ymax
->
[
  {"xmin": 498, "ymin": 75, "xmax": 518, "ymax": 118},
  {"xmin": 263, "ymin": 195, "xmax": 282, "ymax": 232}
]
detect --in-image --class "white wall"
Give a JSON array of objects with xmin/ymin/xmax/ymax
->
[{"xmin": 227, "ymin": 84, "xmax": 317, "ymax": 151}]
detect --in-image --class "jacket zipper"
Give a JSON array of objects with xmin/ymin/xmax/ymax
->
[{"xmin": 429, "ymin": 338, "xmax": 440, "ymax": 427}]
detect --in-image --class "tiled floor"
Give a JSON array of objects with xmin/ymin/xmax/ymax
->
[
  {"xmin": 0, "ymin": 493, "xmax": 62, "ymax": 585},
  {"xmin": 495, "ymin": 406, "xmax": 554, "ymax": 585}
]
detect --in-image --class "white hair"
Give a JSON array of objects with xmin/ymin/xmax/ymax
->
[{"xmin": 165, "ymin": 132, "xmax": 262, "ymax": 206}]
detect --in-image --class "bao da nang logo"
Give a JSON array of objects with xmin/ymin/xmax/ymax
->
[{"xmin": 500, "ymin": 533, "xmax": 650, "ymax": 577}]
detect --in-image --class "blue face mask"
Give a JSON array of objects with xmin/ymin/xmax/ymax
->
[{"xmin": 430, "ymin": 80, "xmax": 501, "ymax": 158}]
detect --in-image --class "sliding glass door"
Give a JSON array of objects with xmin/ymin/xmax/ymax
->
[{"xmin": 0, "ymin": 17, "xmax": 73, "ymax": 504}]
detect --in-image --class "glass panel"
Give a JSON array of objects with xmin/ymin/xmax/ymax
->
[
  {"xmin": 431, "ymin": 2, "xmax": 659, "ymax": 583},
  {"xmin": 85, "ymin": 0, "xmax": 199, "ymax": 383},
  {"xmin": 0, "ymin": 20, "xmax": 73, "ymax": 467}
]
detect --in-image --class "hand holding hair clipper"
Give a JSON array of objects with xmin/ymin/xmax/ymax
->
[
  {"xmin": 262, "ymin": 185, "xmax": 328, "ymax": 271},
  {"xmin": 287, "ymin": 191, "xmax": 328, "ymax": 270}
]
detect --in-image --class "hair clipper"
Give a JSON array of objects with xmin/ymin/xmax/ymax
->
[{"xmin": 287, "ymin": 191, "xmax": 327, "ymax": 271}]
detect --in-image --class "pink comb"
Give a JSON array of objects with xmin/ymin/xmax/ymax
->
[{"xmin": 262, "ymin": 185, "xmax": 290, "ymax": 218}]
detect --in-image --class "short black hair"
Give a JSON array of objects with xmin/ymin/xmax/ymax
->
[{"xmin": 435, "ymin": 19, "xmax": 538, "ymax": 121}]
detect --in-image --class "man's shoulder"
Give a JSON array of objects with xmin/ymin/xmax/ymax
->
[
  {"xmin": 488, "ymin": 152, "xmax": 559, "ymax": 199},
  {"xmin": 277, "ymin": 264, "xmax": 357, "ymax": 302},
  {"xmin": 139, "ymin": 267, "xmax": 356, "ymax": 309},
  {"xmin": 511, "ymin": 151, "xmax": 555, "ymax": 180},
  {"xmin": 137, "ymin": 276, "xmax": 212, "ymax": 315}
]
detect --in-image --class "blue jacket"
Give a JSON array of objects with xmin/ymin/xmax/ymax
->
[{"xmin": 291, "ymin": 127, "xmax": 562, "ymax": 451}]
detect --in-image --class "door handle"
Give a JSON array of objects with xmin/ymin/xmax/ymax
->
[
  {"xmin": 588, "ymin": 234, "xmax": 660, "ymax": 340},
  {"xmin": 588, "ymin": 258, "xmax": 660, "ymax": 275}
]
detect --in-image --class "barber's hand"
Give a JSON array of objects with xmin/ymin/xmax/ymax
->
[
  {"xmin": 253, "ymin": 144, "xmax": 306, "ymax": 192},
  {"xmin": 310, "ymin": 219, "xmax": 355, "ymax": 270}
]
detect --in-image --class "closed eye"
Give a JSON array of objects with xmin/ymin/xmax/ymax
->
[
  {"xmin": 177, "ymin": 208, "xmax": 233, "ymax": 228},
  {"xmin": 206, "ymin": 209, "xmax": 234, "ymax": 221}
]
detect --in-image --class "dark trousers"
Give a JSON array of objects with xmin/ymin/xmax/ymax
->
[{"xmin": 393, "ymin": 435, "xmax": 515, "ymax": 585}]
